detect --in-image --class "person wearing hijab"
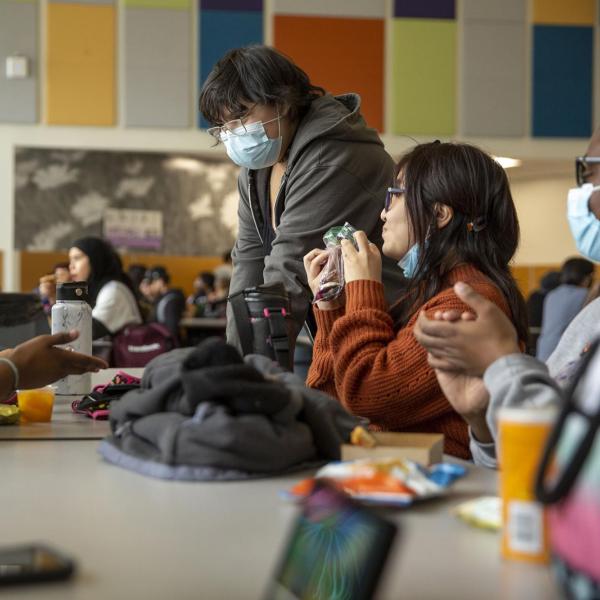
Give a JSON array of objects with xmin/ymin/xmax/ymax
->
[{"xmin": 68, "ymin": 237, "xmax": 142, "ymax": 339}]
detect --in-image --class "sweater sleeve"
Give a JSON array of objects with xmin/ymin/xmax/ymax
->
[
  {"xmin": 306, "ymin": 305, "xmax": 345, "ymax": 395},
  {"xmin": 319, "ymin": 279, "xmax": 505, "ymax": 430}
]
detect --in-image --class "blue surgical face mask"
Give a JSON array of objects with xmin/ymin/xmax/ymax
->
[
  {"xmin": 223, "ymin": 116, "xmax": 282, "ymax": 170},
  {"xmin": 398, "ymin": 243, "xmax": 420, "ymax": 278},
  {"xmin": 567, "ymin": 183, "xmax": 600, "ymax": 261}
]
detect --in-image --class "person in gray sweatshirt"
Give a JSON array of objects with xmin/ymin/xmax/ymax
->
[
  {"xmin": 199, "ymin": 45, "xmax": 405, "ymax": 355},
  {"xmin": 413, "ymin": 128, "xmax": 600, "ymax": 468}
]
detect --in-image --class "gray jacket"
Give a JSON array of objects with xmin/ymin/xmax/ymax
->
[
  {"xmin": 470, "ymin": 354, "xmax": 563, "ymax": 468},
  {"xmin": 228, "ymin": 93, "xmax": 405, "ymax": 348},
  {"xmin": 470, "ymin": 298, "xmax": 600, "ymax": 468}
]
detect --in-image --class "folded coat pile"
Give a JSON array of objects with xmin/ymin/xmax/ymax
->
[{"xmin": 99, "ymin": 338, "xmax": 361, "ymax": 480}]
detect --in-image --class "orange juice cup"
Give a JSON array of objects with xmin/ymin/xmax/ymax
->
[
  {"xmin": 17, "ymin": 387, "xmax": 55, "ymax": 423},
  {"xmin": 498, "ymin": 406, "xmax": 557, "ymax": 564}
]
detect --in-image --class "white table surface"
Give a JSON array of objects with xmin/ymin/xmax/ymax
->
[
  {"xmin": 0, "ymin": 369, "xmax": 143, "ymax": 441},
  {"xmin": 0, "ymin": 442, "xmax": 561, "ymax": 600}
]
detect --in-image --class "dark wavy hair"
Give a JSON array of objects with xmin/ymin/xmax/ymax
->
[
  {"xmin": 199, "ymin": 45, "xmax": 325, "ymax": 125},
  {"xmin": 389, "ymin": 142, "xmax": 528, "ymax": 343}
]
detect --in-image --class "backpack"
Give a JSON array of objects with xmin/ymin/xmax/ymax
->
[
  {"xmin": 228, "ymin": 282, "xmax": 294, "ymax": 370},
  {"xmin": 111, "ymin": 322, "xmax": 177, "ymax": 368}
]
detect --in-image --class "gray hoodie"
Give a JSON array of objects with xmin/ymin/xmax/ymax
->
[
  {"xmin": 227, "ymin": 93, "xmax": 405, "ymax": 349},
  {"xmin": 470, "ymin": 298, "xmax": 600, "ymax": 468}
]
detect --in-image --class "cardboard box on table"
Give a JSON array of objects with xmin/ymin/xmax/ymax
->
[{"xmin": 341, "ymin": 432, "xmax": 444, "ymax": 465}]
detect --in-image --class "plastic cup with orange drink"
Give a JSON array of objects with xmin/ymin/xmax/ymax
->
[
  {"xmin": 17, "ymin": 387, "xmax": 55, "ymax": 423},
  {"xmin": 498, "ymin": 406, "xmax": 557, "ymax": 564}
]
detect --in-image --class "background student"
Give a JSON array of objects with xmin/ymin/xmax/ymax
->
[{"xmin": 68, "ymin": 237, "xmax": 142, "ymax": 340}]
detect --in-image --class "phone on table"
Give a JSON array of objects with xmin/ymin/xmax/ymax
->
[
  {"xmin": 0, "ymin": 543, "xmax": 75, "ymax": 586},
  {"xmin": 265, "ymin": 479, "xmax": 398, "ymax": 600}
]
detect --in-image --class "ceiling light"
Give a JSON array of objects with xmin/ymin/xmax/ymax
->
[{"xmin": 493, "ymin": 156, "xmax": 522, "ymax": 169}]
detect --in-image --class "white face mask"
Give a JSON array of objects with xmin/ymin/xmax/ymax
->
[
  {"xmin": 567, "ymin": 183, "xmax": 600, "ymax": 261},
  {"xmin": 222, "ymin": 115, "xmax": 282, "ymax": 170}
]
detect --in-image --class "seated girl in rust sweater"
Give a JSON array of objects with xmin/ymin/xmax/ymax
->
[{"xmin": 304, "ymin": 142, "xmax": 527, "ymax": 459}]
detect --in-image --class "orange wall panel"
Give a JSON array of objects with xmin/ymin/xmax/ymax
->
[
  {"xmin": 274, "ymin": 15, "xmax": 384, "ymax": 131},
  {"xmin": 46, "ymin": 3, "xmax": 116, "ymax": 126}
]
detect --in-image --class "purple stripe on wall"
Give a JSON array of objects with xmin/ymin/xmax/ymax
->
[
  {"xmin": 394, "ymin": 0, "xmax": 455, "ymax": 19},
  {"xmin": 200, "ymin": 0, "xmax": 262, "ymax": 11}
]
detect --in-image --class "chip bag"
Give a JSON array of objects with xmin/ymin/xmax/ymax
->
[{"xmin": 313, "ymin": 222, "xmax": 358, "ymax": 303}]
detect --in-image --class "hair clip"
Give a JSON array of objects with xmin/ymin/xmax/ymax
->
[{"xmin": 467, "ymin": 218, "xmax": 486, "ymax": 233}]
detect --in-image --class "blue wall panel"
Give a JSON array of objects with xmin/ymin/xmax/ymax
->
[
  {"xmin": 198, "ymin": 8, "xmax": 263, "ymax": 128},
  {"xmin": 532, "ymin": 25, "xmax": 593, "ymax": 137}
]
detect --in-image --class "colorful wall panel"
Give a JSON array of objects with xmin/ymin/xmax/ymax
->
[
  {"xmin": 273, "ymin": 1, "xmax": 385, "ymax": 132},
  {"xmin": 532, "ymin": 0, "xmax": 596, "ymax": 26},
  {"xmin": 198, "ymin": 0, "xmax": 263, "ymax": 128},
  {"xmin": 124, "ymin": 1, "xmax": 191, "ymax": 128},
  {"xmin": 532, "ymin": 0, "xmax": 595, "ymax": 137},
  {"xmin": 461, "ymin": 0, "xmax": 526, "ymax": 136},
  {"xmin": 532, "ymin": 25, "xmax": 594, "ymax": 137},
  {"xmin": 46, "ymin": 1, "xmax": 116, "ymax": 126},
  {"xmin": 0, "ymin": 0, "xmax": 38, "ymax": 123},
  {"xmin": 391, "ymin": 1, "xmax": 456, "ymax": 136}
]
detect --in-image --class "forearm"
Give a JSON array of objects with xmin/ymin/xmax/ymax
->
[
  {"xmin": 306, "ymin": 305, "xmax": 344, "ymax": 393},
  {"xmin": 0, "ymin": 361, "xmax": 16, "ymax": 401},
  {"xmin": 329, "ymin": 281, "xmax": 447, "ymax": 426}
]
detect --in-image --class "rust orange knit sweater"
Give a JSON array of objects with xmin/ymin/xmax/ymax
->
[{"xmin": 307, "ymin": 264, "xmax": 511, "ymax": 459}]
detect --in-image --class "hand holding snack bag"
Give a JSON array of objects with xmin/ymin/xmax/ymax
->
[{"xmin": 313, "ymin": 223, "xmax": 358, "ymax": 303}]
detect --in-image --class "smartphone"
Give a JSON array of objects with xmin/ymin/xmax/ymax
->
[
  {"xmin": 0, "ymin": 544, "xmax": 75, "ymax": 586},
  {"xmin": 265, "ymin": 479, "xmax": 398, "ymax": 600}
]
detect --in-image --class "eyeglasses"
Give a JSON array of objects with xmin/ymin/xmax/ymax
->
[
  {"xmin": 384, "ymin": 187, "xmax": 405, "ymax": 212},
  {"xmin": 207, "ymin": 115, "xmax": 281, "ymax": 143},
  {"xmin": 575, "ymin": 156, "xmax": 600, "ymax": 186}
]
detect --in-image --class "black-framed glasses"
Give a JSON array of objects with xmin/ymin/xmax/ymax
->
[
  {"xmin": 384, "ymin": 187, "xmax": 405, "ymax": 212},
  {"xmin": 575, "ymin": 156, "xmax": 600, "ymax": 186}
]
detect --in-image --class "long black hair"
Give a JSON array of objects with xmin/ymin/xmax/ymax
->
[
  {"xmin": 389, "ymin": 142, "xmax": 528, "ymax": 342},
  {"xmin": 70, "ymin": 237, "xmax": 137, "ymax": 307},
  {"xmin": 199, "ymin": 45, "xmax": 325, "ymax": 125}
]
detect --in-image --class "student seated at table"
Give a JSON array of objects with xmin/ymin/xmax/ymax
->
[
  {"xmin": 413, "ymin": 128, "xmax": 600, "ymax": 467},
  {"xmin": 69, "ymin": 237, "xmax": 143, "ymax": 340},
  {"xmin": 0, "ymin": 331, "xmax": 107, "ymax": 402},
  {"xmin": 186, "ymin": 271, "xmax": 216, "ymax": 317},
  {"xmin": 304, "ymin": 141, "xmax": 528, "ymax": 459},
  {"xmin": 38, "ymin": 261, "xmax": 71, "ymax": 315},
  {"xmin": 203, "ymin": 274, "xmax": 230, "ymax": 318},
  {"xmin": 144, "ymin": 266, "xmax": 186, "ymax": 339}
]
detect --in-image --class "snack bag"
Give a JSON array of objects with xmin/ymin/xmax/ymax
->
[{"xmin": 313, "ymin": 222, "xmax": 358, "ymax": 303}]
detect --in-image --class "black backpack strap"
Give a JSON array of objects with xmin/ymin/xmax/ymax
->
[
  {"xmin": 228, "ymin": 291, "xmax": 254, "ymax": 356},
  {"xmin": 264, "ymin": 307, "xmax": 291, "ymax": 370}
]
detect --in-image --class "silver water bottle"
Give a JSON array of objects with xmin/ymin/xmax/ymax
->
[{"xmin": 51, "ymin": 281, "xmax": 93, "ymax": 395}]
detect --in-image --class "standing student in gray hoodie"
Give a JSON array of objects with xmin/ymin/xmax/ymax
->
[{"xmin": 199, "ymin": 45, "xmax": 405, "ymax": 353}]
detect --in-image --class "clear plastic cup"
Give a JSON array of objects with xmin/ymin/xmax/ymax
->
[{"xmin": 17, "ymin": 387, "xmax": 55, "ymax": 422}]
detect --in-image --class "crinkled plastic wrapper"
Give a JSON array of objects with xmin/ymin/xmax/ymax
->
[
  {"xmin": 313, "ymin": 223, "xmax": 358, "ymax": 303},
  {"xmin": 0, "ymin": 404, "xmax": 19, "ymax": 425}
]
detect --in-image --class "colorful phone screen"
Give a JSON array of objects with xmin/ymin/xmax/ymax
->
[{"xmin": 266, "ymin": 480, "xmax": 397, "ymax": 600}]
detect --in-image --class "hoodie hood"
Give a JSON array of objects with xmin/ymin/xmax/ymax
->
[{"xmin": 286, "ymin": 93, "xmax": 384, "ymax": 171}]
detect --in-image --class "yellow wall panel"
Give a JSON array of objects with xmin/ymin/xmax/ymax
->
[
  {"xmin": 532, "ymin": 0, "xmax": 595, "ymax": 25},
  {"xmin": 46, "ymin": 3, "xmax": 116, "ymax": 126}
]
